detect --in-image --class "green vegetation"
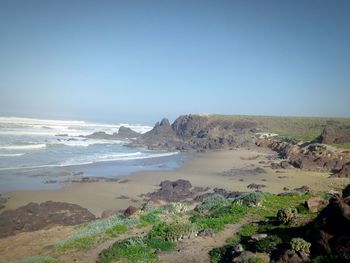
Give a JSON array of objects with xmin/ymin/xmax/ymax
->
[
  {"xmin": 192, "ymin": 204, "xmax": 250, "ymax": 232},
  {"xmin": 99, "ymin": 236, "xmax": 157, "ymax": 263},
  {"xmin": 290, "ymin": 237, "xmax": 311, "ymax": 253},
  {"xmin": 208, "ymin": 193, "xmax": 317, "ymax": 262},
  {"xmin": 211, "ymin": 114, "xmax": 350, "ymax": 141},
  {"xmin": 255, "ymin": 235, "xmax": 283, "ymax": 253},
  {"xmin": 105, "ymin": 224, "xmax": 128, "ymax": 237},
  {"xmin": 277, "ymin": 207, "xmax": 298, "ymax": 224},
  {"xmin": 56, "ymin": 215, "xmax": 139, "ymax": 250},
  {"xmin": 332, "ymin": 143, "xmax": 350, "ymax": 149}
]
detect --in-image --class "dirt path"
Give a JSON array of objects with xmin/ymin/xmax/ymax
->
[{"xmin": 160, "ymin": 220, "xmax": 247, "ymax": 263}]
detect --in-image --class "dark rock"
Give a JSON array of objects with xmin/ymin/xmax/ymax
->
[
  {"xmin": 247, "ymin": 183, "xmax": 267, "ymax": 190},
  {"xmin": 342, "ymin": 184, "xmax": 350, "ymax": 198},
  {"xmin": 116, "ymin": 126, "xmax": 141, "ymax": 139},
  {"xmin": 123, "ymin": 206, "xmax": 137, "ymax": 217},
  {"xmin": 311, "ymin": 194, "xmax": 350, "ymax": 255},
  {"xmin": 320, "ymin": 126, "xmax": 350, "ymax": 144},
  {"xmin": 101, "ymin": 209, "xmax": 118, "ymax": 218},
  {"xmin": 221, "ymin": 167, "xmax": 266, "ymax": 177},
  {"xmin": 146, "ymin": 179, "xmax": 206, "ymax": 202},
  {"xmin": 198, "ymin": 229, "xmax": 215, "ymax": 237},
  {"xmin": 293, "ymin": 185, "xmax": 310, "ymax": 193},
  {"xmin": 277, "ymin": 249, "xmax": 309, "ymax": 263},
  {"xmin": 0, "ymin": 201, "xmax": 96, "ymax": 238}
]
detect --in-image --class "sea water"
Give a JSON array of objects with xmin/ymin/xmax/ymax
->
[{"xmin": 0, "ymin": 117, "xmax": 182, "ymax": 192}]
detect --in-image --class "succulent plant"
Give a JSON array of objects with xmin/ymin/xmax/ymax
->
[
  {"xmin": 290, "ymin": 237, "xmax": 311, "ymax": 253},
  {"xmin": 277, "ymin": 208, "xmax": 298, "ymax": 224}
]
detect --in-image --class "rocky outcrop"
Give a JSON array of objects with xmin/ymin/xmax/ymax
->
[
  {"xmin": 0, "ymin": 201, "xmax": 96, "ymax": 238},
  {"xmin": 85, "ymin": 126, "xmax": 141, "ymax": 140},
  {"xmin": 256, "ymin": 137, "xmax": 350, "ymax": 178},
  {"xmin": 320, "ymin": 126, "xmax": 350, "ymax": 144},
  {"xmin": 311, "ymin": 187, "xmax": 350, "ymax": 256},
  {"xmin": 133, "ymin": 114, "xmax": 256, "ymax": 151},
  {"xmin": 117, "ymin": 126, "xmax": 141, "ymax": 138},
  {"xmin": 146, "ymin": 179, "xmax": 207, "ymax": 202}
]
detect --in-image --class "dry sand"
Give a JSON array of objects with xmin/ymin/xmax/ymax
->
[{"xmin": 3, "ymin": 149, "xmax": 348, "ymax": 217}]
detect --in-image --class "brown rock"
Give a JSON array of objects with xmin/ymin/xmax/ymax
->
[
  {"xmin": 101, "ymin": 209, "xmax": 118, "ymax": 218},
  {"xmin": 123, "ymin": 206, "xmax": 137, "ymax": 217},
  {"xmin": 0, "ymin": 201, "xmax": 95, "ymax": 238},
  {"xmin": 305, "ymin": 196, "xmax": 328, "ymax": 213}
]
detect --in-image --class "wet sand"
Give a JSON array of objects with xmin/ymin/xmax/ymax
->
[{"xmin": 3, "ymin": 149, "xmax": 349, "ymax": 216}]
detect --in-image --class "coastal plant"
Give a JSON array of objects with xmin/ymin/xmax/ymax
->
[
  {"xmin": 237, "ymin": 223, "xmax": 259, "ymax": 237},
  {"xmin": 146, "ymin": 237, "xmax": 175, "ymax": 252},
  {"xmin": 164, "ymin": 222, "xmax": 200, "ymax": 242},
  {"xmin": 276, "ymin": 208, "xmax": 298, "ymax": 224},
  {"xmin": 56, "ymin": 215, "xmax": 139, "ymax": 249},
  {"xmin": 290, "ymin": 237, "xmax": 311, "ymax": 254},
  {"xmin": 139, "ymin": 212, "xmax": 160, "ymax": 227},
  {"xmin": 255, "ymin": 235, "xmax": 282, "ymax": 253},
  {"xmin": 232, "ymin": 192, "xmax": 267, "ymax": 207},
  {"xmin": 195, "ymin": 194, "xmax": 229, "ymax": 212},
  {"xmin": 105, "ymin": 224, "xmax": 128, "ymax": 237},
  {"xmin": 193, "ymin": 205, "xmax": 250, "ymax": 232},
  {"xmin": 99, "ymin": 236, "xmax": 157, "ymax": 263},
  {"xmin": 165, "ymin": 202, "xmax": 189, "ymax": 214}
]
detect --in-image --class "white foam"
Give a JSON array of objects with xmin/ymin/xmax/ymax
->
[
  {"xmin": 0, "ymin": 153, "xmax": 25, "ymax": 157},
  {"xmin": 58, "ymin": 139, "xmax": 126, "ymax": 147},
  {"xmin": 0, "ymin": 144, "xmax": 46, "ymax": 150},
  {"xmin": 0, "ymin": 116, "xmax": 152, "ymax": 136}
]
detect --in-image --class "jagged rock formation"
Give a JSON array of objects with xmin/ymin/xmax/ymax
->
[
  {"xmin": 0, "ymin": 201, "xmax": 96, "ymax": 237},
  {"xmin": 256, "ymin": 137, "xmax": 350, "ymax": 178},
  {"xmin": 133, "ymin": 114, "xmax": 257, "ymax": 150},
  {"xmin": 85, "ymin": 126, "xmax": 141, "ymax": 140},
  {"xmin": 319, "ymin": 126, "xmax": 350, "ymax": 144}
]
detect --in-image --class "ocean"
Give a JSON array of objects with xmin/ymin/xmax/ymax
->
[{"xmin": 0, "ymin": 117, "xmax": 182, "ymax": 193}]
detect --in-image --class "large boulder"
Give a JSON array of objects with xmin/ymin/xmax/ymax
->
[
  {"xmin": 311, "ymin": 194, "xmax": 350, "ymax": 255},
  {"xmin": 305, "ymin": 196, "xmax": 328, "ymax": 213},
  {"xmin": 115, "ymin": 126, "xmax": 141, "ymax": 139},
  {"xmin": 0, "ymin": 201, "xmax": 96, "ymax": 238},
  {"xmin": 320, "ymin": 126, "xmax": 350, "ymax": 144}
]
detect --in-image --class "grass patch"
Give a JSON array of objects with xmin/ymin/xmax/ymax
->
[
  {"xmin": 99, "ymin": 238, "xmax": 157, "ymax": 263},
  {"xmin": 56, "ymin": 215, "xmax": 139, "ymax": 251},
  {"xmin": 146, "ymin": 237, "xmax": 175, "ymax": 252},
  {"xmin": 332, "ymin": 143, "xmax": 350, "ymax": 149},
  {"xmin": 237, "ymin": 223, "xmax": 259, "ymax": 237},
  {"xmin": 57, "ymin": 236, "xmax": 97, "ymax": 251},
  {"xmin": 192, "ymin": 204, "xmax": 250, "ymax": 232},
  {"xmin": 105, "ymin": 224, "xmax": 128, "ymax": 237}
]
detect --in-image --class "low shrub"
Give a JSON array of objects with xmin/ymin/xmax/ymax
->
[
  {"xmin": 195, "ymin": 194, "xmax": 229, "ymax": 212},
  {"xmin": 146, "ymin": 237, "xmax": 175, "ymax": 252},
  {"xmin": 290, "ymin": 237, "xmax": 311, "ymax": 253},
  {"xmin": 277, "ymin": 208, "xmax": 298, "ymax": 224},
  {"xmin": 255, "ymin": 235, "xmax": 282, "ymax": 253},
  {"xmin": 232, "ymin": 192, "xmax": 267, "ymax": 207},
  {"xmin": 99, "ymin": 236, "xmax": 156, "ymax": 263}
]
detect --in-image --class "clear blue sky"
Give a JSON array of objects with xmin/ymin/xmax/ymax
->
[{"xmin": 0, "ymin": 0, "xmax": 349, "ymax": 124}]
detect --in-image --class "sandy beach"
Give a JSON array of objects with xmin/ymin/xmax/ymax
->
[{"xmin": 3, "ymin": 148, "xmax": 348, "ymax": 216}]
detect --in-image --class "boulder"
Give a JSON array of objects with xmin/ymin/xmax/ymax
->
[
  {"xmin": 320, "ymin": 126, "xmax": 350, "ymax": 144},
  {"xmin": 116, "ymin": 126, "xmax": 141, "ymax": 139},
  {"xmin": 198, "ymin": 229, "xmax": 215, "ymax": 237},
  {"xmin": 305, "ymin": 196, "xmax": 328, "ymax": 213},
  {"xmin": 101, "ymin": 209, "xmax": 119, "ymax": 218},
  {"xmin": 277, "ymin": 249, "xmax": 309, "ymax": 263},
  {"xmin": 123, "ymin": 206, "xmax": 137, "ymax": 217}
]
